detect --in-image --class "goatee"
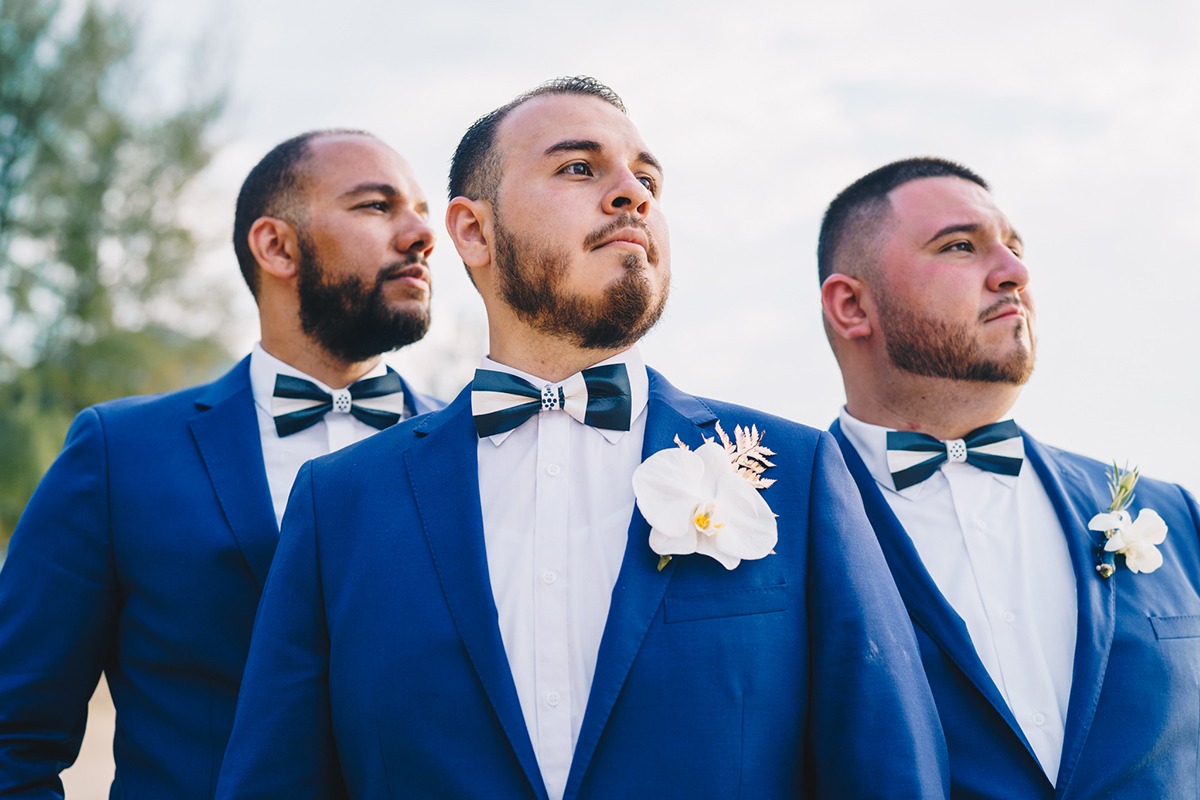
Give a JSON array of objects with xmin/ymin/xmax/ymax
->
[{"xmin": 493, "ymin": 210, "xmax": 667, "ymax": 350}]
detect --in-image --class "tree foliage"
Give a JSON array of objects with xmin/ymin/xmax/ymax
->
[{"xmin": 0, "ymin": 0, "xmax": 230, "ymax": 546}]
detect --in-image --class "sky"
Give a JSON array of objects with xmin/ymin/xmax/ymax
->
[{"xmin": 139, "ymin": 0, "xmax": 1200, "ymax": 491}]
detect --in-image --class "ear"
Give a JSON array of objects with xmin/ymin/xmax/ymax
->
[
  {"xmin": 445, "ymin": 197, "xmax": 493, "ymax": 272},
  {"xmin": 248, "ymin": 217, "xmax": 300, "ymax": 281},
  {"xmin": 821, "ymin": 273, "xmax": 873, "ymax": 341}
]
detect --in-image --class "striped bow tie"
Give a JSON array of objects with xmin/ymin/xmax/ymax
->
[
  {"xmin": 885, "ymin": 420, "xmax": 1025, "ymax": 490},
  {"xmin": 271, "ymin": 370, "xmax": 408, "ymax": 437},
  {"xmin": 471, "ymin": 363, "xmax": 632, "ymax": 438}
]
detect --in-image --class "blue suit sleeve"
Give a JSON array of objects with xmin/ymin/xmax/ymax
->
[
  {"xmin": 804, "ymin": 432, "xmax": 949, "ymax": 798},
  {"xmin": 215, "ymin": 461, "xmax": 346, "ymax": 800},
  {"xmin": 0, "ymin": 410, "xmax": 118, "ymax": 797}
]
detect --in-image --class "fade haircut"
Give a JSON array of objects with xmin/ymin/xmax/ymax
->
[
  {"xmin": 233, "ymin": 128, "xmax": 371, "ymax": 298},
  {"xmin": 448, "ymin": 76, "xmax": 627, "ymax": 203},
  {"xmin": 816, "ymin": 157, "xmax": 988, "ymax": 285}
]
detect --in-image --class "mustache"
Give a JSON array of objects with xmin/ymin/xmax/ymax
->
[
  {"xmin": 583, "ymin": 213, "xmax": 660, "ymax": 264},
  {"xmin": 978, "ymin": 297, "xmax": 1024, "ymax": 322}
]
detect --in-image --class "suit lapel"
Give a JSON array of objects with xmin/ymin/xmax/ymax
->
[
  {"xmin": 405, "ymin": 388, "xmax": 548, "ymax": 800},
  {"xmin": 829, "ymin": 421, "xmax": 1035, "ymax": 754},
  {"xmin": 1022, "ymin": 436, "xmax": 1115, "ymax": 797},
  {"xmin": 397, "ymin": 369, "xmax": 442, "ymax": 416},
  {"xmin": 189, "ymin": 358, "xmax": 278, "ymax": 589},
  {"xmin": 564, "ymin": 370, "xmax": 718, "ymax": 799}
]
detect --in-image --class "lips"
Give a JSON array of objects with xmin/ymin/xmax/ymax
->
[
  {"xmin": 592, "ymin": 227, "xmax": 654, "ymax": 262},
  {"xmin": 598, "ymin": 228, "xmax": 648, "ymax": 251},
  {"xmin": 381, "ymin": 261, "xmax": 430, "ymax": 292},
  {"xmin": 981, "ymin": 299, "xmax": 1025, "ymax": 323}
]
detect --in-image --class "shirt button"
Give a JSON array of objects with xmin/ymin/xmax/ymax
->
[
  {"xmin": 1002, "ymin": 610, "xmax": 1016, "ymax": 624},
  {"xmin": 541, "ymin": 570, "xmax": 557, "ymax": 585},
  {"xmin": 546, "ymin": 463, "xmax": 561, "ymax": 477},
  {"xmin": 976, "ymin": 519, "xmax": 989, "ymax": 532},
  {"xmin": 1032, "ymin": 711, "xmax": 1046, "ymax": 727},
  {"xmin": 546, "ymin": 691, "xmax": 561, "ymax": 707}
]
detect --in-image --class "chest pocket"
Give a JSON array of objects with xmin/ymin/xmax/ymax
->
[
  {"xmin": 1150, "ymin": 615, "xmax": 1200, "ymax": 640},
  {"xmin": 664, "ymin": 583, "xmax": 788, "ymax": 623}
]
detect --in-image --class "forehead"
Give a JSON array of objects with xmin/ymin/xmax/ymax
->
[
  {"xmin": 303, "ymin": 135, "xmax": 423, "ymax": 200},
  {"xmin": 886, "ymin": 176, "xmax": 1011, "ymax": 238},
  {"xmin": 495, "ymin": 93, "xmax": 654, "ymax": 169}
]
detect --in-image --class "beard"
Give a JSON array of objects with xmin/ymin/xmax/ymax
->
[
  {"xmin": 492, "ymin": 209, "xmax": 668, "ymax": 350},
  {"xmin": 295, "ymin": 232, "xmax": 431, "ymax": 363},
  {"xmin": 877, "ymin": 292, "xmax": 1035, "ymax": 384}
]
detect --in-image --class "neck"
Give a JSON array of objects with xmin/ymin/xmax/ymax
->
[
  {"xmin": 485, "ymin": 319, "xmax": 628, "ymax": 383},
  {"xmin": 844, "ymin": 371, "xmax": 1022, "ymax": 440},
  {"xmin": 260, "ymin": 331, "xmax": 382, "ymax": 390}
]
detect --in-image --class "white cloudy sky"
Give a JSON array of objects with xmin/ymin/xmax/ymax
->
[{"xmin": 141, "ymin": 0, "xmax": 1200, "ymax": 490}]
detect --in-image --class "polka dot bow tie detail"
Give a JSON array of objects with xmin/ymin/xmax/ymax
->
[
  {"xmin": 471, "ymin": 364, "xmax": 632, "ymax": 438},
  {"xmin": 885, "ymin": 420, "xmax": 1025, "ymax": 491},
  {"xmin": 271, "ymin": 371, "xmax": 408, "ymax": 437}
]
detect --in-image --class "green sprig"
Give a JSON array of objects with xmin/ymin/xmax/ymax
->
[{"xmin": 1106, "ymin": 462, "xmax": 1140, "ymax": 513}]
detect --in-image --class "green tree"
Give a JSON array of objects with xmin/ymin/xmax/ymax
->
[{"xmin": 0, "ymin": 0, "xmax": 230, "ymax": 548}]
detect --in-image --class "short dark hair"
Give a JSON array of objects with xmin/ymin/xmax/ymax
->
[
  {"xmin": 233, "ymin": 129, "xmax": 370, "ymax": 297},
  {"xmin": 816, "ymin": 157, "xmax": 988, "ymax": 285},
  {"xmin": 448, "ymin": 76, "xmax": 626, "ymax": 203}
]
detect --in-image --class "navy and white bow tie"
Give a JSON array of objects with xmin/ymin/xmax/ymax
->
[
  {"xmin": 471, "ymin": 363, "xmax": 632, "ymax": 438},
  {"xmin": 885, "ymin": 420, "xmax": 1025, "ymax": 491},
  {"xmin": 271, "ymin": 370, "xmax": 408, "ymax": 437}
]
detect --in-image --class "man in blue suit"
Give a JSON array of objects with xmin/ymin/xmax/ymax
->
[
  {"xmin": 0, "ymin": 130, "xmax": 442, "ymax": 798},
  {"xmin": 215, "ymin": 77, "xmax": 946, "ymax": 800},
  {"xmin": 819, "ymin": 157, "xmax": 1200, "ymax": 797}
]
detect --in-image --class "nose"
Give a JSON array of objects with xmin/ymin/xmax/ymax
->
[
  {"xmin": 987, "ymin": 246, "xmax": 1029, "ymax": 295},
  {"xmin": 396, "ymin": 210, "xmax": 436, "ymax": 259},
  {"xmin": 604, "ymin": 170, "xmax": 652, "ymax": 217}
]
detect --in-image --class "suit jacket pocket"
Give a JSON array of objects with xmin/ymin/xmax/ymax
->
[
  {"xmin": 1150, "ymin": 614, "xmax": 1200, "ymax": 640},
  {"xmin": 664, "ymin": 583, "xmax": 788, "ymax": 623}
]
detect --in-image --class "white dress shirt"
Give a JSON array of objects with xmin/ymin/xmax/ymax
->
[
  {"xmin": 249, "ymin": 343, "xmax": 399, "ymax": 527},
  {"xmin": 476, "ymin": 347, "xmax": 649, "ymax": 800},
  {"xmin": 839, "ymin": 408, "xmax": 1077, "ymax": 785}
]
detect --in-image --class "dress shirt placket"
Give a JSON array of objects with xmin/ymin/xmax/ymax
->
[
  {"xmin": 324, "ymin": 411, "xmax": 359, "ymax": 454},
  {"xmin": 943, "ymin": 463, "xmax": 1066, "ymax": 783},
  {"xmin": 532, "ymin": 409, "xmax": 573, "ymax": 791}
]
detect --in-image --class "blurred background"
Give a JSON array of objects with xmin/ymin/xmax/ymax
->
[{"xmin": 2, "ymin": 0, "xmax": 1197, "ymax": 794}]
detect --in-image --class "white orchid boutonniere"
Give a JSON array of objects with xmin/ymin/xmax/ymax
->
[
  {"xmin": 632, "ymin": 422, "xmax": 778, "ymax": 572},
  {"xmin": 1088, "ymin": 462, "xmax": 1168, "ymax": 578}
]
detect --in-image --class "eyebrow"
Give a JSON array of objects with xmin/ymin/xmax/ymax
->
[
  {"xmin": 340, "ymin": 182, "xmax": 399, "ymax": 200},
  {"xmin": 543, "ymin": 139, "xmax": 664, "ymax": 174},
  {"xmin": 339, "ymin": 182, "xmax": 429, "ymax": 214},
  {"xmin": 924, "ymin": 222, "xmax": 1023, "ymax": 249}
]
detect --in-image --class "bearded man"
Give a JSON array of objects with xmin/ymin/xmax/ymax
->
[
  {"xmin": 820, "ymin": 157, "xmax": 1200, "ymax": 798},
  {"xmin": 0, "ymin": 130, "xmax": 442, "ymax": 798},
  {"xmin": 215, "ymin": 78, "xmax": 947, "ymax": 800}
]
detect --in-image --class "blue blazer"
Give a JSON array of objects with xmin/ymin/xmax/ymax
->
[
  {"xmin": 0, "ymin": 356, "xmax": 440, "ymax": 799},
  {"xmin": 831, "ymin": 422, "xmax": 1200, "ymax": 799},
  {"xmin": 216, "ymin": 370, "xmax": 947, "ymax": 799}
]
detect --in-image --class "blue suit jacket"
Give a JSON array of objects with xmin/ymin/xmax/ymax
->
[
  {"xmin": 831, "ymin": 422, "xmax": 1200, "ymax": 799},
  {"xmin": 216, "ymin": 369, "xmax": 947, "ymax": 799},
  {"xmin": 0, "ymin": 357, "xmax": 440, "ymax": 799}
]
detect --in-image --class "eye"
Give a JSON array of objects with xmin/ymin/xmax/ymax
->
[
  {"xmin": 356, "ymin": 200, "xmax": 389, "ymax": 212},
  {"xmin": 941, "ymin": 240, "xmax": 973, "ymax": 253},
  {"xmin": 637, "ymin": 174, "xmax": 659, "ymax": 195},
  {"xmin": 560, "ymin": 161, "xmax": 594, "ymax": 177}
]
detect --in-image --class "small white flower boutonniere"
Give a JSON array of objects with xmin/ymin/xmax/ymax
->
[
  {"xmin": 632, "ymin": 422, "xmax": 778, "ymax": 572},
  {"xmin": 1088, "ymin": 463, "xmax": 1168, "ymax": 578}
]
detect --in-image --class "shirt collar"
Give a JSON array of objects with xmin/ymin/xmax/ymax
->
[
  {"xmin": 477, "ymin": 345, "xmax": 649, "ymax": 446},
  {"xmin": 249, "ymin": 342, "xmax": 390, "ymax": 420},
  {"xmin": 838, "ymin": 406, "xmax": 1020, "ymax": 498}
]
